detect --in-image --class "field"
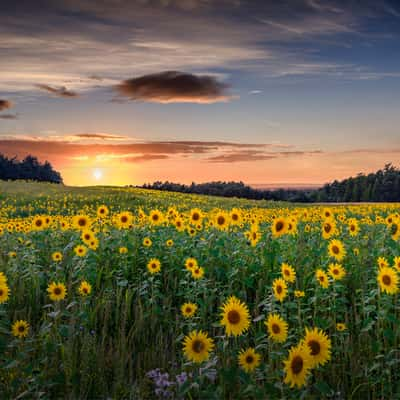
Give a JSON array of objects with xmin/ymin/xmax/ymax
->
[{"xmin": 0, "ymin": 181, "xmax": 400, "ymax": 399}]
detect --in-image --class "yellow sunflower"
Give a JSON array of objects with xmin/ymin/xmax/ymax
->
[
  {"xmin": 214, "ymin": 211, "xmax": 230, "ymax": 230},
  {"xmin": 315, "ymin": 269, "xmax": 330, "ymax": 289},
  {"xmin": 0, "ymin": 283, "xmax": 10, "ymax": 304},
  {"xmin": 281, "ymin": 263, "xmax": 296, "ymax": 283},
  {"xmin": 328, "ymin": 263, "xmax": 346, "ymax": 281},
  {"xmin": 283, "ymin": 344, "xmax": 312, "ymax": 388},
  {"xmin": 183, "ymin": 330, "xmax": 214, "ymax": 363},
  {"xmin": 166, "ymin": 239, "xmax": 174, "ymax": 247},
  {"xmin": 97, "ymin": 205, "xmax": 109, "ymax": 218},
  {"xmin": 74, "ymin": 244, "xmax": 87, "ymax": 257},
  {"xmin": 272, "ymin": 278, "xmax": 288, "ymax": 302},
  {"xmin": 377, "ymin": 266, "xmax": 399, "ymax": 294},
  {"xmin": 81, "ymin": 229, "xmax": 95, "ymax": 245},
  {"xmin": 191, "ymin": 266, "xmax": 204, "ymax": 279},
  {"xmin": 143, "ymin": 237, "xmax": 152, "ymax": 247},
  {"xmin": 348, "ymin": 218, "xmax": 359, "ymax": 236},
  {"xmin": 322, "ymin": 219, "xmax": 336, "ymax": 239},
  {"xmin": 149, "ymin": 209, "xmax": 164, "ymax": 226},
  {"xmin": 73, "ymin": 214, "xmax": 91, "ymax": 231},
  {"xmin": 52, "ymin": 251, "xmax": 63, "ymax": 262},
  {"xmin": 328, "ymin": 239, "xmax": 346, "ymax": 261},
  {"xmin": 238, "ymin": 348, "xmax": 261, "ymax": 373},
  {"xmin": 336, "ymin": 323, "xmax": 347, "ymax": 331},
  {"xmin": 181, "ymin": 302, "xmax": 198, "ymax": 318},
  {"xmin": 47, "ymin": 282, "xmax": 67, "ymax": 301},
  {"xmin": 117, "ymin": 211, "xmax": 133, "ymax": 229},
  {"xmin": 78, "ymin": 281, "xmax": 92, "ymax": 296},
  {"xmin": 303, "ymin": 327, "xmax": 332, "ymax": 368},
  {"xmin": 119, "ymin": 246, "xmax": 128, "ymax": 254},
  {"xmin": 393, "ymin": 256, "xmax": 400, "ymax": 272},
  {"xmin": 185, "ymin": 257, "xmax": 198, "ymax": 271},
  {"xmin": 271, "ymin": 217, "xmax": 287, "ymax": 237},
  {"xmin": 0, "ymin": 271, "xmax": 8, "ymax": 285},
  {"xmin": 32, "ymin": 215, "xmax": 45, "ymax": 230},
  {"xmin": 11, "ymin": 320, "xmax": 30, "ymax": 339},
  {"xmin": 147, "ymin": 258, "xmax": 161, "ymax": 274},
  {"xmin": 294, "ymin": 290, "xmax": 305, "ymax": 298},
  {"xmin": 265, "ymin": 313, "xmax": 288, "ymax": 343},
  {"xmin": 220, "ymin": 296, "xmax": 251, "ymax": 337},
  {"xmin": 190, "ymin": 208, "xmax": 203, "ymax": 225}
]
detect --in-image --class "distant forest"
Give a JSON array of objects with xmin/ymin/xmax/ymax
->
[
  {"xmin": 140, "ymin": 164, "xmax": 400, "ymax": 203},
  {"xmin": 0, "ymin": 154, "xmax": 63, "ymax": 184}
]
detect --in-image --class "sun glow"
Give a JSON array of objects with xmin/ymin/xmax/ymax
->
[{"xmin": 93, "ymin": 168, "xmax": 103, "ymax": 181}]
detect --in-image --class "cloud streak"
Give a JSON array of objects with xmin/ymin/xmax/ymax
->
[
  {"xmin": 115, "ymin": 71, "xmax": 233, "ymax": 104},
  {"xmin": 35, "ymin": 84, "xmax": 79, "ymax": 98}
]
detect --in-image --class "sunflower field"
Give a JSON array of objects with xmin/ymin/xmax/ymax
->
[{"xmin": 1, "ymin": 181, "xmax": 400, "ymax": 399}]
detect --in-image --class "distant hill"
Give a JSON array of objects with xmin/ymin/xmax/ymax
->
[
  {"xmin": 139, "ymin": 164, "xmax": 400, "ymax": 203},
  {"xmin": 0, "ymin": 154, "xmax": 63, "ymax": 184}
]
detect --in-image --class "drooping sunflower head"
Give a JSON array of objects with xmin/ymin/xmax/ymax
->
[
  {"xmin": 183, "ymin": 330, "xmax": 214, "ymax": 363},
  {"xmin": 181, "ymin": 302, "xmax": 198, "ymax": 318},
  {"xmin": 377, "ymin": 266, "xmax": 399, "ymax": 295},
  {"xmin": 47, "ymin": 282, "xmax": 67, "ymax": 301},
  {"xmin": 147, "ymin": 258, "xmax": 161, "ymax": 274},
  {"xmin": 238, "ymin": 347, "xmax": 261, "ymax": 373},
  {"xmin": 281, "ymin": 263, "xmax": 296, "ymax": 283},
  {"xmin": 78, "ymin": 280, "xmax": 92, "ymax": 296},
  {"xmin": 283, "ymin": 343, "xmax": 312, "ymax": 389},
  {"xmin": 11, "ymin": 320, "xmax": 30, "ymax": 339},
  {"xmin": 303, "ymin": 327, "xmax": 332, "ymax": 368},
  {"xmin": 220, "ymin": 296, "xmax": 251, "ymax": 337},
  {"xmin": 265, "ymin": 313, "xmax": 288, "ymax": 343},
  {"xmin": 272, "ymin": 278, "xmax": 288, "ymax": 302}
]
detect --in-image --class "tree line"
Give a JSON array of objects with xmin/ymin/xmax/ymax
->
[
  {"xmin": 139, "ymin": 164, "xmax": 400, "ymax": 203},
  {"xmin": 0, "ymin": 154, "xmax": 63, "ymax": 184}
]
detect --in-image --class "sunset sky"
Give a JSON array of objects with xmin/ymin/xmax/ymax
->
[{"xmin": 1, "ymin": 0, "xmax": 400, "ymax": 186}]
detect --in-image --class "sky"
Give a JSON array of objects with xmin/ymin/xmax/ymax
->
[{"xmin": 1, "ymin": 0, "xmax": 400, "ymax": 186}]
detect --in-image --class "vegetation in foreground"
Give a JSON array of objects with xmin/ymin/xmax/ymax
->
[{"xmin": 0, "ymin": 181, "xmax": 400, "ymax": 399}]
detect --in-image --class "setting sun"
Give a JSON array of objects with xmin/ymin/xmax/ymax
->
[{"xmin": 92, "ymin": 168, "xmax": 103, "ymax": 181}]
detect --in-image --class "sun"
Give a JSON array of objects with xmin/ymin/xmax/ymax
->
[{"xmin": 92, "ymin": 168, "xmax": 103, "ymax": 181}]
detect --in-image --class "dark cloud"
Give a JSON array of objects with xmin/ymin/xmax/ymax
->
[
  {"xmin": 115, "ymin": 71, "xmax": 232, "ymax": 103},
  {"xmin": 35, "ymin": 84, "xmax": 79, "ymax": 98},
  {"xmin": 0, "ymin": 113, "xmax": 18, "ymax": 120},
  {"xmin": 74, "ymin": 133, "xmax": 127, "ymax": 140},
  {"xmin": 0, "ymin": 100, "xmax": 13, "ymax": 111}
]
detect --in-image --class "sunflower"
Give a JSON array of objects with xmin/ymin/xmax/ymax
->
[
  {"xmin": 328, "ymin": 263, "xmax": 346, "ymax": 281},
  {"xmin": 97, "ymin": 205, "xmax": 109, "ymax": 218},
  {"xmin": 147, "ymin": 258, "xmax": 161, "ymax": 274},
  {"xmin": 377, "ymin": 266, "xmax": 399, "ymax": 294},
  {"xmin": 281, "ymin": 263, "xmax": 296, "ymax": 283},
  {"xmin": 377, "ymin": 256, "xmax": 389, "ymax": 268},
  {"xmin": 81, "ymin": 229, "xmax": 95, "ymax": 245},
  {"xmin": 0, "ymin": 272, "xmax": 8, "ymax": 285},
  {"xmin": 294, "ymin": 290, "xmax": 305, "ymax": 298},
  {"xmin": 117, "ymin": 211, "xmax": 133, "ymax": 229},
  {"xmin": 190, "ymin": 208, "xmax": 203, "ymax": 225},
  {"xmin": 185, "ymin": 257, "xmax": 198, "ymax": 271},
  {"xmin": 149, "ymin": 210, "xmax": 164, "ymax": 226},
  {"xmin": 348, "ymin": 218, "xmax": 359, "ymax": 236},
  {"xmin": 272, "ymin": 278, "xmax": 288, "ymax": 302},
  {"xmin": 322, "ymin": 219, "xmax": 336, "ymax": 239},
  {"xmin": 214, "ymin": 211, "xmax": 230, "ymax": 230},
  {"xmin": 328, "ymin": 239, "xmax": 346, "ymax": 261},
  {"xmin": 119, "ymin": 246, "xmax": 128, "ymax": 254},
  {"xmin": 230, "ymin": 208, "xmax": 242, "ymax": 225},
  {"xmin": 183, "ymin": 330, "xmax": 214, "ymax": 363},
  {"xmin": 32, "ymin": 215, "xmax": 45, "ymax": 230},
  {"xmin": 265, "ymin": 313, "xmax": 288, "ymax": 343},
  {"xmin": 315, "ymin": 269, "xmax": 330, "ymax": 289},
  {"xmin": 303, "ymin": 327, "xmax": 331, "ymax": 368},
  {"xmin": 238, "ymin": 348, "xmax": 261, "ymax": 373},
  {"xmin": 78, "ymin": 280, "xmax": 92, "ymax": 296},
  {"xmin": 220, "ymin": 296, "xmax": 251, "ymax": 337},
  {"xmin": 389, "ymin": 221, "xmax": 400, "ymax": 241},
  {"xmin": 272, "ymin": 217, "xmax": 287, "ymax": 237},
  {"xmin": 52, "ymin": 251, "xmax": 63, "ymax": 262},
  {"xmin": 74, "ymin": 244, "xmax": 87, "ymax": 257},
  {"xmin": 166, "ymin": 239, "xmax": 174, "ymax": 247},
  {"xmin": 11, "ymin": 320, "xmax": 30, "ymax": 339},
  {"xmin": 0, "ymin": 283, "xmax": 10, "ymax": 304},
  {"xmin": 191, "ymin": 266, "xmax": 204, "ymax": 279},
  {"xmin": 393, "ymin": 256, "xmax": 400, "ymax": 272},
  {"xmin": 143, "ymin": 237, "xmax": 152, "ymax": 247},
  {"xmin": 181, "ymin": 302, "xmax": 198, "ymax": 318},
  {"xmin": 73, "ymin": 214, "xmax": 91, "ymax": 230},
  {"xmin": 283, "ymin": 344, "xmax": 312, "ymax": 388},
  {"xmin": 47, "ymin": 282, "xmax": 67, "ymax": 301},
  {"xmin": 336, "ymin": 323, "xmax": 347, "ymax": 331}
]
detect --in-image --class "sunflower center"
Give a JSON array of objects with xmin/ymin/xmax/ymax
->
[
  {"xmin": 121, "ymin": 216, "xmax": 128, "ymax": 223},
  {"xmin": 333, "ymin": 269, "xmax": 339, "ymax": 275},
  {"xmin": 382, "ymin": 274, "xmax": 391, "ymax": 285},
  {"xmin": 332, "ymin": 245, "xmax": 339, "ymax": 254},
  {"xmin": 232, "ymin": 214, "xmax": 238, "ymax": 221},
  {"xmin": 245, "ymin": 355, "xmax": 254, "ymax": 364},
  {"xmin": 0, "ymin": 289, "xmax": 3, "ymax": 296},
  {"xmin": 192, "ymin": 213, "xmax": 199, "ymax": 221},
  {"xmin": 324, "ymin": 224, "xmax": 331, "ymax": 233},
  {"xmin": 291, "ymin": 355, "xmax": 304, "ymax": 375},
  {"xmin": 35, "ymin": 220, "xmax": 42, "ymax": 226},
  {"xmin": 284, "ymin": 269, "xmax": 290, "ymax": 276},
  {"xmin": 308, "ymin": 340, "xmax": 321, "ymax": 356},
  {"xmin": 276, "ymin": 285, "xmax": 283, "ymax": 294},
  {"xmin": 152, "ymin": 215, "xmax": 159, "ymax": 221},
  {"xmin": 54, "ymin": 287, "xmax": 62, "ymax": 295},
  {"xmin": 272, "ymin": 323, "xmax": 281, "ymax": 334},
  {"xmin": 227, "ymin": 310, "xmax": 241, "ymax": 324},
  {"xmin": 18, "ymin": 325, "xmax": 25, "ymax": 332},
  {"xmin": 186, "ymin": 307, "xmax": 192, "ymax": 313},
  {"xmin": 192, "ymin": 339, "xmax": 205, "ymax": 353},
  {"xmin": 276, "ymin": 221, "xmax": 284, "ymax": 231},
  {"xmin": 78, "ymin": 218, "xmax": 86, "ymax": 226},
  {"xmin": 319, "ymin": 276, "xmax": 325, "ymax": 282},
  {"xmin": 217, "ymin": 216, "xmax": 225, "ymax": 225}
]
